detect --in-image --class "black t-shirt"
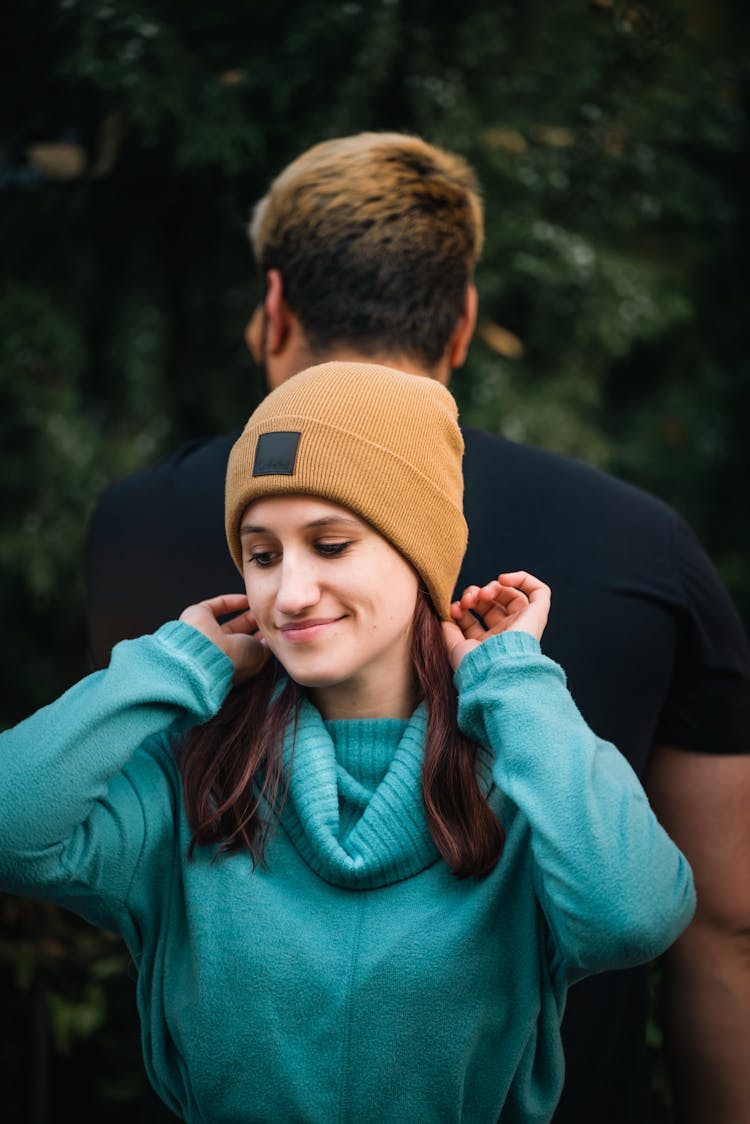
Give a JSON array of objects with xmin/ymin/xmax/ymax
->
[{"xmin": 84, "ymin": 425, "xmax": 750, "ymax": 1124}]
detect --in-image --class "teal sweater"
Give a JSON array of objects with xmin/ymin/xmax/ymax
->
[{"xmin": 0, "ymin": 623, "xmax": 694, "ymax": 1123}]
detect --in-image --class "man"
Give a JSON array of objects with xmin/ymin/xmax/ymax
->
[{"xmin": 86, "ymin": 133, "xmax": 750, "ymax": 1123}]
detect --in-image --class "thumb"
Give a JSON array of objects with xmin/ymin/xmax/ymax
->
[
  {"xmin": 228, "ymin": 634, "xmax": 270, "ymax": 685},
  {"xmin": 441, "ymin": 620, "xmax": 477, "ymax": 672}
]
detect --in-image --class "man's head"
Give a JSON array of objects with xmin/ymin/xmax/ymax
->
[{"xmin": 248, "ymin": 133, "xmax": 483, "ymax": 384}]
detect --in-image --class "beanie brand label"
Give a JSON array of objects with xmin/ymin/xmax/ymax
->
[{"xmin": 253, "ymin": 431, "xmax": 301, "ymax": 476}]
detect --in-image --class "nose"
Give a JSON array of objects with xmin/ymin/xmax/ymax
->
[{"xmin": 275, "ymin": 557, "xmax": 321, "ymax": 616}]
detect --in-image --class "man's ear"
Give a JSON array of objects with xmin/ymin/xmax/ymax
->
[
  {"xmin": 263, "ymin": 269, "xmax": 292, "ymax": 355},
  {"xmin": 244, "ymin": 269, "xmax": 295, "ymax": 366},
  {"xmin": 447, "ymin": 284, "xmax": 478, "ymax": 370},
  {"xmin": 245, "ymin": 269, "xmax": 308, "ymax": 389},
  {"xmin": 244, "ymin": 304, "xmax": 265, "ymax": 364}
]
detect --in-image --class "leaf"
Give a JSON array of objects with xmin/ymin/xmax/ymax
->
[
  {"xmin": 478, "ymin": 322, "xmax": 525, "ymax": 360},
  {"xmin": 25, "ymin": 142, "xmax": 86, "ymax": 180}
]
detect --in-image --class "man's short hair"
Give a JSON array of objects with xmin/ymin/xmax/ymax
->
[{"xmin": 249, "ymin": 133, "xmax": 484, "ymax": 369}]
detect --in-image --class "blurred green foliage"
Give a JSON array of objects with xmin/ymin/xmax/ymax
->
[{"xmin": 1, "ymin": 0, "xmax": 748, "ymax": 1119}]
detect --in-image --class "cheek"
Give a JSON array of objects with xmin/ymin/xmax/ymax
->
[
  {"xmin": 374, "ymin": 565, "xmax": 419, "ymax": 631},
  {"xmin": 243, "ymin": 572, "xmax": 254, "ymax": 605},
  {"xmin": 349, "ymin": 556, "xmax": 417, "ymax": 614},
  {"xmin": 247, "ymin": 597, "xmax": 278, "ymax": 653},
  {"xmin": 243, "ymin": 573, "xmax": 271, "ymax": 620}
]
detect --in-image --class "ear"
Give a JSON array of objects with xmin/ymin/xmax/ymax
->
[
  {"xmin": 243, "ymin": 270, "xmax": 294, "ymax": 365},
  {"xmin": 447, "ymin": 284, "xmax": 478, "ymax": 370},
  {"xmin": 262, "ymin": 268, "xmax": 293, "ymax": 355},
  {"xmin": 246, "ymin": 269, "xmax": 308, "ymax": 389},
  {"xmin": 244, "ymin": 303, "xmax": 265, "ymax": 364}
]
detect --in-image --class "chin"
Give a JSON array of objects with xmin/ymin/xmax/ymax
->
[
  {"xmin": 286, "ymin": 670, "xmax": 348, "ymax": 690},
  {"xmin": 270, "ymin": 654, "xmax": 348, "ymax": 691}
]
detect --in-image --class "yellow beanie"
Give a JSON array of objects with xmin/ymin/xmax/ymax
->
[{"xmin": 225, "ymin": 361, "xmax": 467, "ymax": 619}]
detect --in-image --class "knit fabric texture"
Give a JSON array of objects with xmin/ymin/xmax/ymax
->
[
  {"xmin": 0, "ymin": 623, "xmax": 696, "ymax": 1123},
  {"xmin": 224, "ymin": 361, "xmax": 467, "ymax": 618}
]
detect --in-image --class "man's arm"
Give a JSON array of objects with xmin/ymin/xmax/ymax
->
[{"xmin": 647, "ymin": 745, "xmax": 750, "ymax": 1124}]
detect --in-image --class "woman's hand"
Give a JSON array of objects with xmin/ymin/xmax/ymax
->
[
  {"xmin": 441, "ymin": 571, "xmax": 551, "ymax": 672},
  {"xmin": 179, "ymin": 594, "xmax": 269, "ymax": 684}
]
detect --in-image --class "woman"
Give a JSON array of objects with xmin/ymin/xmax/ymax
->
[{"xmin": 0, "ymin": 362, "xmax": 694, "ymax": 1123}]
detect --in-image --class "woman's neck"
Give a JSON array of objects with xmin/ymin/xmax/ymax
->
[{"xmin": 310, "ymin": 671, "xmax": 418, "ymax": 721}]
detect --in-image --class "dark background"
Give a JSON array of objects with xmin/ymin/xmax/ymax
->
[{"xmin": 1, "ymin": 1, "xmax": 748, "ymax": 1119}]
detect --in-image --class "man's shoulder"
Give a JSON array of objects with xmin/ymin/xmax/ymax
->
[
  {"xmin": 460, "ymin": 426, "xmax": 676, "ymax": 529},
  {"xmin": 101, "ymin": 432, "xmax": 239, "ymax": 506},
  {"xmin": 85, "ymin": 431, "xmax": 244, "ymax": 667},
  {"xmin": 458, "ymin": 426, "xmax": 750, "ymax": 767},
  {"xmin": 86, "ymin": 429, "xmax": 241, "ymax": 592}
]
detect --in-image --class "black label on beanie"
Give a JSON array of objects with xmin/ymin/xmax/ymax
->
[{"xmin": 253, "ymin": 431, "xmax": 301, "ymax": 476}]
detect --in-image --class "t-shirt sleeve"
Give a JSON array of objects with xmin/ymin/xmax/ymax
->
[{"xmin": 655, "ymin": 517, "xmax": 750, "ymax": 754}]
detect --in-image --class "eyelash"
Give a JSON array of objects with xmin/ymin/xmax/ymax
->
[
  {"xmin": 247, "ymin": 552, "xmax": 275, "ymax": 567},
  {"xmin": 316, "ymin": 541, "xmax": 351, "ymax": 557},
  {"xmin": 246, "ymin": 541, "xmax": 352, "ymax": 567}
]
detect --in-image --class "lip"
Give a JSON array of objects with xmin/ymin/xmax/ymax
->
[{"xmin": 278, "ymin": 617, "xmax": 344, "ymax": 643}]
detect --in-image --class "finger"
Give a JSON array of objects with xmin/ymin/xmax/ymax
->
[
  {"xmin": 496, "ymin": 573, "xmax": 550, "ymax": 613},
  {"xmin": 467, "ymin": 583, "xmax": 526, "ymax": 628},
  {"xmin": 221, "ymin": 608, "xmax": 260, "ymax": 636},
  {"xmin": 450, "ymin": 601, "xmax": 491, "ymax": 641},
  {"xmin": 228, "ymin": 635, "xmax": 272, "ymax": 684},
  {"xmin": 497, "ymin": 571, "xmax": 550, "ymax": 599},
  {"xmin": 456, "ymin": 585, "xmax": 482, "ymax": 610},
  {"xmin": 441, "ymin": 620, "xmax": 478, "ymax": 671},
  {"xmin": 473, "ymin": 580, "xmax": 524, "ymax": 606},
  {"xmin": 460, "ymin": 580, "xmax": 523, "ymax": 609},
  {"xmin": 196, "ymin": 593, "xmax": 251, "ymax": 617},
  {"xmin": 456, "ymin": 583, "xmax": 504, "ymax": 619},
  {"xmin": 494, "ymin": 572, "xmax": 551, "ymax": 639},
  {"xmin": 455, "ymin": 586, "xmax": 511, "ymax": 639}
]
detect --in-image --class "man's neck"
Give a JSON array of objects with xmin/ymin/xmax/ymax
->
[
  {"xmin": 269, "ymin": 341, "xmax": 450, "ymax": 389},
  {"xmin": 314, "ymin": 346, "xmax": 450, "ymax": 385}
]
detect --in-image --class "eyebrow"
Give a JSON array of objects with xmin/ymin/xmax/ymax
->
[{"xmin": 240, "ymin": 516, "xmax": 362, "ymax": 536}]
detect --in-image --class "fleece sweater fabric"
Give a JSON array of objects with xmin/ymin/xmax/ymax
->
[{"xmin": 0, "ymin": 623, "xmax": 695, "ymax": 1123}]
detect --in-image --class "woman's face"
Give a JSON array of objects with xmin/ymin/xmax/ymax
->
[{"xmin": 240, "ymin": 495, "xmax": 420, "ymax": 719}]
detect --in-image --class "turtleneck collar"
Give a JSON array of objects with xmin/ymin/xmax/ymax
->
[{"xmin": 278, "ymin": 699, "xmax": 439, "ymax": 889}]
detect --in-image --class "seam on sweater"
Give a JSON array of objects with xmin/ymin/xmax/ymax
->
[
  {"xmin": 337, "ymin": 892, "xmax": 365, "ymax": 1123},
  {"xmin": 121, "ymin": 742, "xmax": 173, "ymax": 917},
  {"xmin": 531, "ymin": 860, "xmax": 572, "ymax": 988},
  {"xmin": 56, "ymin": 759, "xmax": 151, "ymax": 938},
  {"xmin": 124, "ymin": 744, "xmax": 193, "ymax": 1119}
]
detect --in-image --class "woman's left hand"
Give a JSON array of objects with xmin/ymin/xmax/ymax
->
[{"xmin": 441, "ymin": 571, "xmax": 551, "ymax": 672}]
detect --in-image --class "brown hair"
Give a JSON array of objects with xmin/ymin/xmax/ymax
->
[
  {"xmin": 249, "ymin": 133, "xmax": 484, "ymax": 369},
  {"xmin": 178, "ymin": 593, "xmax": 504, "ymax": 879}
]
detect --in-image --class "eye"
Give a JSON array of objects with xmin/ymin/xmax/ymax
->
[
  {"xmin": 315, "ymin": 541, "xmax": 351, "ymax": 557},
  {"xmin": 247, "ymin": 550, "xmax": 277, "ymax": 567}
]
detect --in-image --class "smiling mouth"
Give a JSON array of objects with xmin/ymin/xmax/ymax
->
[{"xmin": 278, "ymin": 618, "xmax": 344, "ymax": 642}]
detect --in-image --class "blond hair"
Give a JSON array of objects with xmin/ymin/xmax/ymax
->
[{"xmin": 250, "ymin": 133, "xmax": 484, "ymax": 368}]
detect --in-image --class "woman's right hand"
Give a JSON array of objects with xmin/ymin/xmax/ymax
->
[{"xmin": 179, "ymin": 594, "xmax": 269, "ymax": 684}]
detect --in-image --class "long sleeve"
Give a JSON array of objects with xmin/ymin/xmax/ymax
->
[
  {"xmin": 0, "ymin": 621, "xmax": 233, "ymax": 929},
  {"xmin": 455, "ymin": 630, "xmax": 696, "ymax": 983}
]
